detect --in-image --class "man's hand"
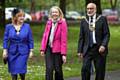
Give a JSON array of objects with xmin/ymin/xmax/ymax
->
[
  {"xmin": 99, "ymin": 46, "xmax": 105, "ymax": 54},
  {"xmin": 78, "ymin": 53, "xmax": 83, "ymax": 59}
]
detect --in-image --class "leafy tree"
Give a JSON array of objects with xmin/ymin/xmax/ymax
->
[{"xmin": 5, "ymin": 0, "xmax": 31, "ymax": 10}]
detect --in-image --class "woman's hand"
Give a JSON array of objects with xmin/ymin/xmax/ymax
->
[
  {"xmin": 29, "ymin": 49, "xmax": 34, "ymax": 58},
  {"xmin": 29, "ymin": 51, "xmax": 33, "ymax": 59},
  {"xmin": 40, "ymin": 51, "xmax": 45, "ymax": 56},
  {"xmin": 3, "ymin": 49, "xmax": 8, "ymax": 59},
  {"xmin": 62, "ymin": 55, "xmax": 66, "ymax": 64}
]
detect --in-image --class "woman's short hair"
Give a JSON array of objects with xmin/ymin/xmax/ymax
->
[
  {"xmin": 12, "ymin": 8, "xmax": 25, "ymax": 24},
  {"xmin": 48, "ymin": 6, "xmax": 64, "ymax": 19},
  {"xmin": 12, "ymin": 8, "xmax": 20, "ymax": 17}
]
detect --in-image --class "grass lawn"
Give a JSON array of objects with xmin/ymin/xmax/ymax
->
[{"xmin": 0, "ymin": 24, "xmax": 120, "ymax": 80}]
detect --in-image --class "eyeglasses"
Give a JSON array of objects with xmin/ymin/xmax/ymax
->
[{"xmin": 87, "ymin": 8, "xmax": 94, "ymax": 10}]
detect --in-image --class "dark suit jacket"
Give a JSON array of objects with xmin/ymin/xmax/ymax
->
[{"xmin": 77, "ymin": 14, "xmax": 110, "ymax": 56}]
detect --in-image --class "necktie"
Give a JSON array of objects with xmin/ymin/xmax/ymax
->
[
  {"xmin": 89, "ymin": 17, "xmax": 93, "ymax": 47},
  {"xmin": 91, "ymin": 16, "xmax": 93, "ymax": 23}
]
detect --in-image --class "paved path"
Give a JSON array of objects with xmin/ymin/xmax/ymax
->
[{"xmin": 65, "ymin": 70, "xmax": 120, "ymax": 80}]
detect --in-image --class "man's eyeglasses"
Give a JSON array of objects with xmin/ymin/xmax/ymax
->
[{"xmin": 87, "ymin": 8, "xmax": 94, "ymax": 10}]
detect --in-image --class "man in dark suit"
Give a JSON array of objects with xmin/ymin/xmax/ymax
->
[{"xmin": 77, "ymin": 3, "xmax": 110, "ymax": 80}]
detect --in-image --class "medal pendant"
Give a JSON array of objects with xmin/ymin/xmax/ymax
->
[{"xmin": 89, "ymin": 23, "xmax": 95, "ymax": 31}]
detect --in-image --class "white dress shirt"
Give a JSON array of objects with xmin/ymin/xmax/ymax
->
[{"xmin": 89, "ymin": 14, "xmax": 97, "ymax": 44}]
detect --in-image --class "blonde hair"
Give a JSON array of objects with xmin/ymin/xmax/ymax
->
[
  {"xmin": 12, "ymin": 10, "xmax": 25, "ymax": 25},
  {"xmin": 48, "ymin": 6, "xmax": 64, "ymax": 19}
]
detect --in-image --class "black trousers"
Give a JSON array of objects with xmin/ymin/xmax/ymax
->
[
  {"xmin": 45, "ymin": 46, "xmax": 64, "ymax": 80},
  {"xmin": 81, "ymin": 45, "xmax": 107, "ymax": 80}
]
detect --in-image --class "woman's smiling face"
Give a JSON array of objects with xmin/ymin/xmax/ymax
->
[{"xmin": 51, "ymin": 8, "xmax": 60, "ymax": 20}]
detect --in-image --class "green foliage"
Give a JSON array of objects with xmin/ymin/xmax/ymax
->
[
  {"xmin": 5, "ymin": 0, "xmax": 31, "ymax": 10},
  {"xmin": 5, "ymin": 0, "xmax": 120, "ymax": 12}
]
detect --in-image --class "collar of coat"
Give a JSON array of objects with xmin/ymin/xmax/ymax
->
[
  {"xmin": 47, "ymin": 18, "xmax": 64, "ymax": 25},
  {"xmin": 84, "ymin": 14, "xmax": 102, "ymax": 23}
]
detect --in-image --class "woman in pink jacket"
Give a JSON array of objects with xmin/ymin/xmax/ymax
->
[{"xmin": 40, "ymin": 6, "xmax": 67, "ymax": 80}]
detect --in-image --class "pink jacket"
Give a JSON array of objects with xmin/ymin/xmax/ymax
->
[{"xmin": 40, "ymin": 19, "xmax": 67, "ymax": 55}]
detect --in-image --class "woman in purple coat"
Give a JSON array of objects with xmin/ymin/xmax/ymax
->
[{"xmin": 2, "ymin": 8, "xmax": 34, "ymax": 80}]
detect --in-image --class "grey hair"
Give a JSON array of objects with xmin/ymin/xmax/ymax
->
[{"xmin": 87, "ymin": 3, "xmax": 96, "ymax": 9}]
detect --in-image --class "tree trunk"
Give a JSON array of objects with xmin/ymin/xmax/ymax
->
[
  {"xmin": 86, "ymin": 0, "xmax": 102, "ymax": 14},
  {"xmin": 109, "ymin": 0, "xmax": 117, "ymax": 10},
  {"xmin": 0, "ymin": 0, "xmax": 5, "ymax": 27},
  {"xmin": 59, "ymin": 0, "xmax": 66, "ymax": 18},
  {"xmin": 30, "ymin": 0, "xmax": 35, "ymax": 13}
]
